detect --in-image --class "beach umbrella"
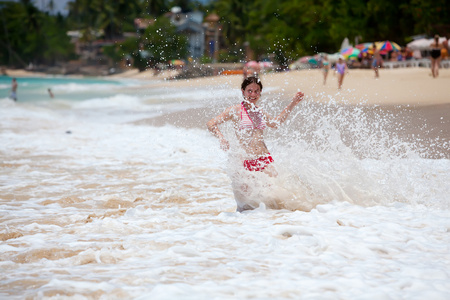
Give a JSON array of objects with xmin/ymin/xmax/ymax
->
[
  {"xmin": 308, "ymin": 57, "xmax": 319, "ymax": 65},
  {"xmin": 377, "ymin": 41, "xmax": 402, "ymax": 52},
  {"xmin": 406, "ymin": 38, "xmax": 430, "ymax": 51},
  {"xmin": 326, "ymin": 53, "xmax": 341, "ymax": 63},
  {"xmin": 407, "ymin": 37, "xmax": 447, "ymax": 51},
  {"xmin": 298, "ymin": 56, "xmax": 313, "ymax": 64},
  {"xmin": 169, "ymin": 59, "xmax": 185, "ymax": 66},
  {"xmin": 340, "ymin": 47, "xmax": 360, "ymax": 59},
  {"xmin": 360, "ymin": 46, "xmax": 374, "ymax": 54},
  {"xmin": 355, "ymin": 43, "xmax": 373, "ymax": 50},
  {"xmin": 245, "ymin": 60, "xmax": 259, "ymax": 67},
  {"xmin": 296, "ymin": 56, "xmax": 318, "ymax": 64},
  {"xmin": 259, "ymin": 61, "xmax": 273, "ymax": 68}
]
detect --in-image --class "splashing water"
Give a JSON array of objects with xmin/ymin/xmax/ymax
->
[
  {"xmin": 218, "ymin": 91, "xmax": 448, "ymax": 212},
  {"xmin": 0, "ymin": 75, "xmax": 449, "ymax": 299}
]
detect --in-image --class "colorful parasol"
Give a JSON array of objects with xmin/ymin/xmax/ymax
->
[
  {"xmin": 296, "ymin": 56, "xmax": 319, "ymax": 64},
  {"xmin": 340, "ymin": 47, "xmax": 361, "ymax": 59},
  {"xmin": 169, "ymin": 59, "xmax": 185, "ymax": 66},
  {"xmin": 355, "ymin": 43, "xmax": 373, "ymax": 51},
  {"xmin": 376, "ymin": 41, "xmax": 402, "ymax": 53},
  {"xmin": 245, "ymin": 60, "xmax": 259, "ymax": 67}
]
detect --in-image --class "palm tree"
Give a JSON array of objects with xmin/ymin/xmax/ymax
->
[
  {"xmin": 213, "ymin": 0, "xmax": 251, "ymax": 46},
  {"xmin": 142, "ymin": 0, "xmax": 168, "ymax": 17}
]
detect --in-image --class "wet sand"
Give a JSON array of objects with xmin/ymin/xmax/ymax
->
[
  {"xmin": 7, "ymin": 66, "xmax": 449, "ymax": 157},
  {"xmin": 126, "ymin": 67, "xmax": 450, "ymax": 106},
  {"xmin": 2, "ymin": 67, "xmax": 449, "ymax": 298},
  {"xmin": 131, "ymin": 68, "xmax": 449, "ymax": 158}
]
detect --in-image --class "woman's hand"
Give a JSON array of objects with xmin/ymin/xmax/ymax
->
[
  {"xmin": 219, "ymin": 137, "xmax": 230, "ymax": 151},
  {"xmin": 291, "ymin": 91, "xmax": 305, "ymax": 105}
]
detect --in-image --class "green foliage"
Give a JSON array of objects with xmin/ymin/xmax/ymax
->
[
  {"xmin": 103, "ymin": 17, "xmax": 188, "ymax": 71},
  {"xmin": 67, "ymin": 0, "xmax": 141, "ymax": 39},
  {"xmin": 212, "ymin": 0, "xmax": 450, "ymax": 65},
  {"xmin": 140, "ymin": 17, "xmax": 189, "ymax": 67},
  {"xmin": 0, "ymin": 1, "xmax": 74, "ymax": 67},
  {"xmin": 1, "ymin": 0, "xmax": 449, "ymax": 69},
  {"xmin": 199, "ymin": 55, "xmax": 213, "ymax": 64},
  {"xmin": 141, "ymin": 0, "xmax": 169, "ymax": 17}
]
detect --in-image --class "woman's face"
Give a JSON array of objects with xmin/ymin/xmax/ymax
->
[{"xmin": 242, "ymin": 82, "xmax": 261, "ymax": 103}]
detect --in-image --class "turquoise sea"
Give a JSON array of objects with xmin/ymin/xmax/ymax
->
[{"xmin": 0, "ymin": 75, "xmax": 135, "ymax": 102}]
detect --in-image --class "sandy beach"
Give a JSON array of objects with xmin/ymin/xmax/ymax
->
[
  {"xmin": 7, "ymin": 66, "xmax": 450, "ymax": 106},
  {"xmin": 116, "ymin": 67, "xmax": 450, "ymax": 105},
  {"xmin": 118, "ymin": 67, "xmax": 449, "ymax": 158},
  {"xmin": 5, "ymin": 67, "xmax": 450, "ymax": 152}
]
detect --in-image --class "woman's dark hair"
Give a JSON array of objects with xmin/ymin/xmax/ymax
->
[{"xmin": 241, "ymin": 76, "xmax": 263, "ymax": 91}]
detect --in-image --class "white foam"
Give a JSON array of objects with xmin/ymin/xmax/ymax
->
[
  {"xmin": 0, "ymin": 81, "xmax": 449, "ymax": 299},
  {"xmin": 51, "ymin": 82, "xmax": 122, "ymax": 93}
]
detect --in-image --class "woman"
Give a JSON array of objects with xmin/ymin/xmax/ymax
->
[
  {"xmin": 10, "ymin": 78, "xmax": 18, "ymax": 101},
  {"xmin": 336, "ymin": 57, "xmax": 347, "ymax": 89},
  {"xmin": 322, "ymin": 55, "xmax": 330, "ymax": 85},
  {"xmin": 430, "ymin": 35, "xmax": 442, "ymax": 78},
  {"xmin": 371, "ymin": 43, "xmax": 383, "ymax": 78},
  {"xmin": 206, "ymin": 77, "xmax": 304, "ymax": 210}
]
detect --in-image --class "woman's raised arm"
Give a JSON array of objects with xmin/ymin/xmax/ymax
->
[{"xmin": 266, "ymin": 91, "xmax": 304, "ymax": 128}]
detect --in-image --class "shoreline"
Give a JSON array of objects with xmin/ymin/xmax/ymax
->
[
  {"xmin": 128, "ymin": 67, "xmax": 449, "ymax": 159},
  {"xmin": 5, "ymin": 66, "xmax": 450, "ymax": 107},
  {"xmin": 124, "ymin": 67, "xmax": 450, "ymax": 107}
]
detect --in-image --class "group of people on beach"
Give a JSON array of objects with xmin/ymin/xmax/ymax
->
[
  {"xmin": 321, "ymin": 55, "xmax": 353, "ymax": 89},
  {"xmin": 210, "ymin": 35, "xmax": 448, "ymax": 211},
  {"xmin": 320, "ymin": 43, "xmax": 383, "ymax": 89},
  {"xmin": 319, "ymin": 35, "xmax": 448, "ymax": 89}
]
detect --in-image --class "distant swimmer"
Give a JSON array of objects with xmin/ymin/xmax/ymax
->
[
  {"xmin": 207, "ymin": 76, "xmax": 304, "ymax": 212},
  {"xmin": 48, "ymin": 88, "xmax": 54, "ymax": 98},
  {"xmin": 10, "ymin": 78, "xmax": 17, "ymax": 101}
]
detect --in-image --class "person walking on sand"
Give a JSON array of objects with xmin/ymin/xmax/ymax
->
[
  {"xmin": 336, "ymin": 57, "xmax": 347, "ymax": 89},
  {"xmin": 430, "ymin": 35, "xmax": 442, "ymax": 78},
  {"xmin": 322, "ymin": 55, "xmax": 330, "ymax": 85},
  {"xmin": 10, "ymin": 78, "xmax": 18, "ymax": 101},
  {"xmin": 206, "ymin": 76, "xmax": 304, "ymax": 211},
  {"xmin": 371, "ymin": 44, "xmax": 383, "ymax": 78}
]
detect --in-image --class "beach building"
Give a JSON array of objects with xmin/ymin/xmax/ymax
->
[
  {"xmin": 135, "ymin": 8, "xmax": 224, "ymax": 61},
  {"xmin": 203, "ymin": 13, "xmax": 222, "ymax": 62},
  {"xmin": 65, "ymin": 7, "xmax": 225, "ymax": 72},
  {"xmin": 166, "ymin": 8, "xmax": 205, "ymax": 59}
]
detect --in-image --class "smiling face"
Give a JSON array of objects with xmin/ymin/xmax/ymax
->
[{"xmin": 242, "ymin": 82, "xmax": 261, "ymax": 104}]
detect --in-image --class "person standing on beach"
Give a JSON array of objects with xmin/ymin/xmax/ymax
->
[
  {"xmin": 10, "ymin": 78, "xmax": 18, "ymax": 101},
  {"xmin": 48, "ymin": 88, "xmax": 54, "ymax": 98},
  {"xmin": 206, "ymin": 76, "xmax": 304, "ymax": 211},
  {"xmin": 371, "ymin": 44, "xmax": 383, "ymax": 78},
  {"xmin": 336, "ymin": 57, "xmax": 347, "ymax": 89},
  {"xmin": 430, "ymin": 35, "xmax": 442, "ymax": 78},
  {"xmin": 322, "ymin": 55, "xmax": 330, "ymax": 85}
]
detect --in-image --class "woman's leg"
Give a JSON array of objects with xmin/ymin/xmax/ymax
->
[
  {"xmin": 338, "ymin": 74, "xmax": 344, "ymax": 89},
  {"xmin": 431, "ymin": 58, "xmax": 436, "ymax": 77},
  {"xmin": 435, "ymin": 58, "xmax": 440, "ymax": 77},
  {"xmin": 262, "ymin": 164, "xmax": 278, "ymax": 177}
]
